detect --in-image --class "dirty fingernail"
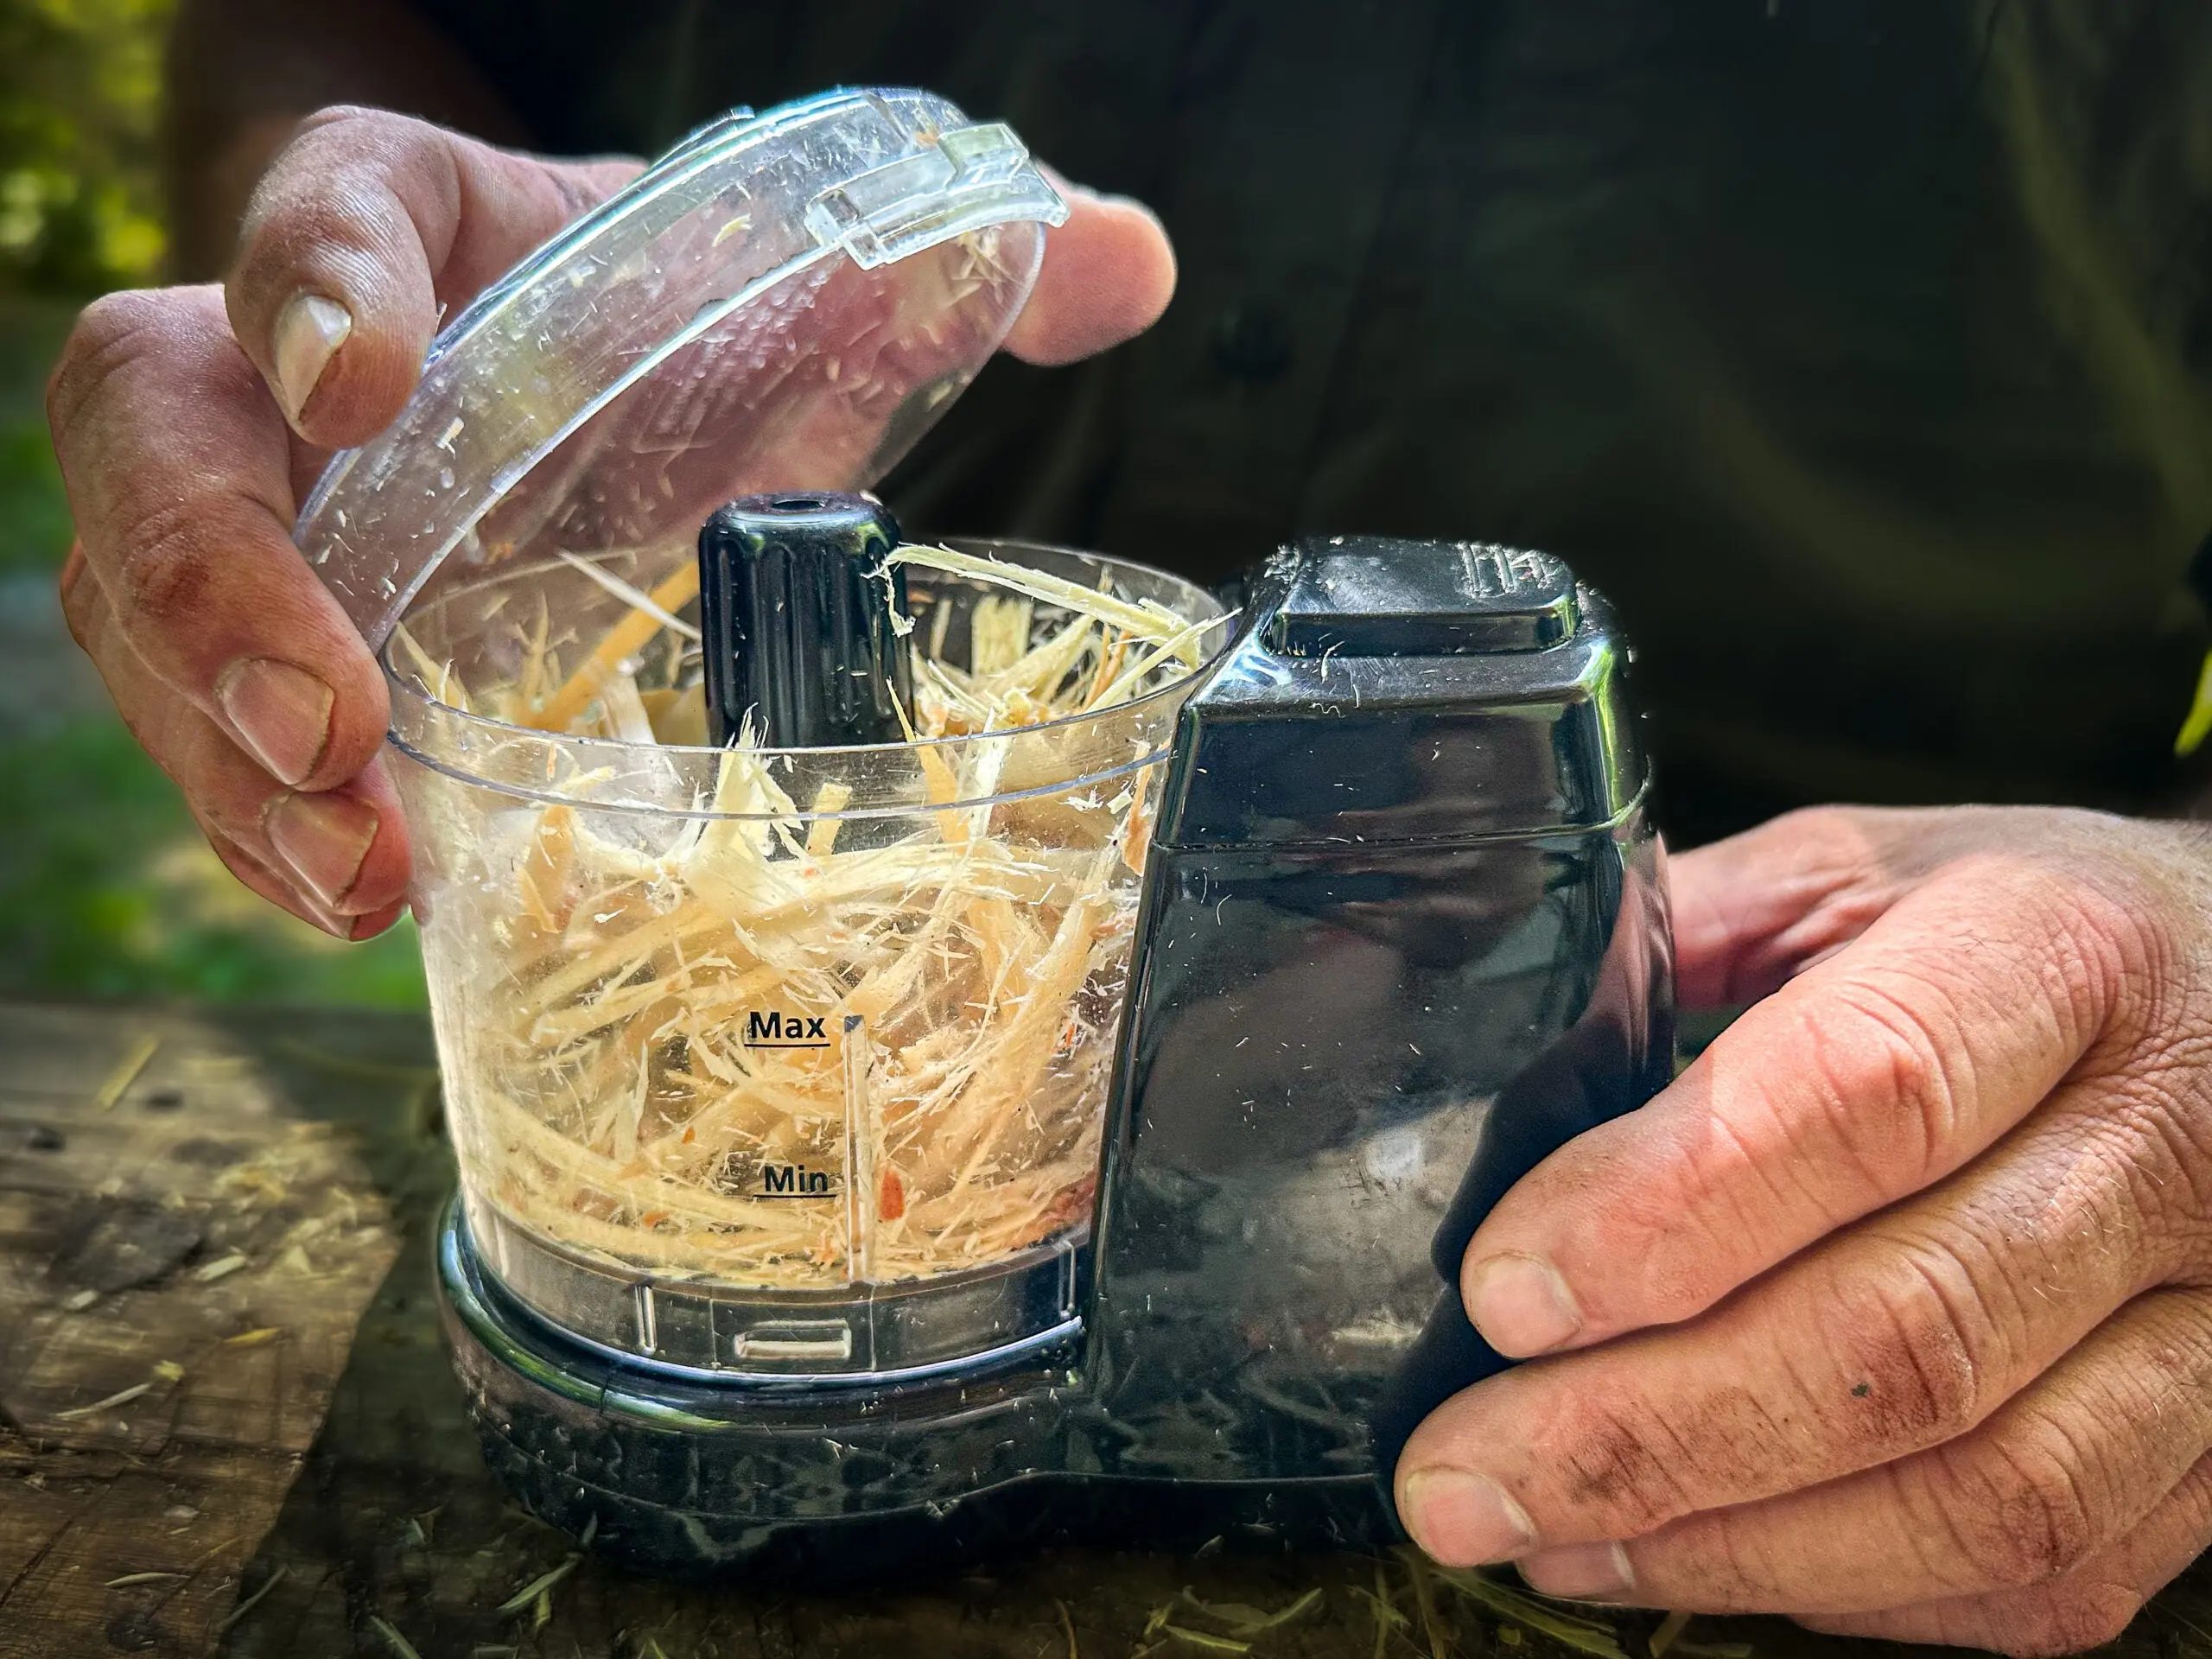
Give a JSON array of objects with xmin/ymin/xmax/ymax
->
[
  {"xmin": 1401, "ymin": 1469, "xmax": 1535, "ymax": 1566},
  {"xmin": 1518, "ymin": 1541, "xmax": 1635, "ymax": 1601},
  {"xmin": 265, "ymin": 791, "xmax": 378, "ymax": 910},
  {"xmin": 272, "ymin": 292, "xmax": 352, "ymax": 423},
  {"xmin": 1465, "ymin": 1252, "xmax": 1584, "ymax": 1357},
  {"xmin": 217, "ymin": 658, "xmax": 334, "ymax": 785}
]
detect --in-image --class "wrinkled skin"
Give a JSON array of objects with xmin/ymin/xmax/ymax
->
[
  {"xmin": 44, "ymin": 106, "xmax": 1175, "ymax": 938},
  {"xmin": 1399, "ymin": 805, "xmax": 2212, "ymax": 1656}
]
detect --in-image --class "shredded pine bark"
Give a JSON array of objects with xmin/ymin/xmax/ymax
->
[{"xmin": 399, "ymin": 545, "xmax": 1217, "ymax": 1292}]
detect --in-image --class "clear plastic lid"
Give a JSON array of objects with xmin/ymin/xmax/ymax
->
[{"xmin": 296, "ymin": 88, "xmax": 1068, "ymax": 646}]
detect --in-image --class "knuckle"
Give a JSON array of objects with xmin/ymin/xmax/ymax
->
[
  {"xmin": 109, "ymin": 500, "xmax": 228, "ymax": 648},
  {"xmin": 1762, "ymin": 804, "xmax": 1872, "ymax": 851},
  {"xmin": 2012, "ymin": 1582, "xmax": 2144, "ymax": 1657},
  {"xmin": 2099, "ymin": 1087, "xmax": 2212, "ymax": 1236},
  {"xmin": 540, "ymin": 160, "xmax": 612, "ymax": 221},
  {"xmin": 1756, "ymin": 804, "xmax": 1910, "ymax": 890},
  {"xmin": 1746, "ymin": 807, "xmax": 1897, "ymax": 918},
  {"xmin": 270, "ymin": 105, "xmax": 426, "ymax": 182},
  {"xmin": 2005, "ymin": 859, "xmax": 2139, "ymax": 1041},
  {"xmin": 1780, "ymin": 973, "xmax": 1959, "ymax": 1186},
  {"xmin": 1545, "ymin": 1397, "xmax": 1700, "ymax": 1537},
  {"xmin": 1827, "ymin": 1249, "xmax": 1988, "ymax": 1446},
  {"xmin": 1623, "ymin": 1113, "xmax": 1811, "ymax": 1321},
  {"xmin": 291, "ymin": 103, "xmax": 396, "ymax": 142},
  {"xmin": 1927, "ymin": 1437, "xmax": 2103, "ymax": 1588},
  {"xmin": 46, "ymin": 289, "xmax": 169, "ymax": 439},
  {"xmin": 239, "ymin": 106, "xmax": 447, "ymax": 267}
]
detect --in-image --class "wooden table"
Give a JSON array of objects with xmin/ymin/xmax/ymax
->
[{"xmin": 3, "ymin": 1000, "xmax": 2208, "ymax": 1659}]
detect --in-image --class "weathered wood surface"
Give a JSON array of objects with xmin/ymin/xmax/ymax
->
[
  {"xmin": 0, "ymin": 1002, "xmax": 406, "ymax": 1656},
  {"xmin": 5, "ymin": 999, "xmax": 2212, "ymax": 1659}
]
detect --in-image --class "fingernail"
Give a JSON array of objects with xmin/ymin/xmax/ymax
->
[
  {"xmin": 217, "ymin": 658, "xmax": 334, "ymax": 785},
  {"xmin": 1465, "ymin": 1252, "xmax": 1585, "ymax": 1357},
  {"xmin": 264, "ymin": 791, "xmax": 378, "ymax": 910},
  {"xmin": 347, "ymin": 903, "xmax": 406, "ymax": 942},
  {"xmin": 1401, "ymin": 1469, "xmax": 1535, "ymax": 1566},
  {"xmin": 1517, "ymin": 1541, "xmax": 1635, "ymax": 1601},
  {"xmin": 273, "ymin": 292, "xmax": 352, "ymax": 423}
]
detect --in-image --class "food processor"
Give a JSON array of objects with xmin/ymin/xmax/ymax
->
[{"xmin": 295, "ymin": 87, "xmax": 1675, "ymax": 1580}]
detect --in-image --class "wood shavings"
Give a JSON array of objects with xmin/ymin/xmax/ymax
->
[
  {"xmin": 1173, "ymin": 1587, "xmax": 1323, "ymax": 1637},
  {"xmin": 1649, "ymin": 1610, "xmax": 1694, "ymax": 1658},
  {"xmin": 1413, "ymin": 1552, "xmax": 1629, "ymax": 1659},
  {"xmin": 399, "ymin": 541, "xmax": 1217, "ymax": 1295},
  {"xmin": 217, "ymin": 1565, "xmax": 288, "ymax": 1633},
  {"xmin": 642, "ymin": 684, "xmax": 708, "ymax": 746},
  {"xmin": 370, "ymin": 1614, "xmax": 425, "ymax": 1659},
  {"xmin": 392, "ymin": 622, "xmax": 472, "ymax": 714},
  {"xmin": 969, "ymin": 594, "xmax": 1033, "ymax": 674},
  {"xmin": 95, "ymin": 1033, "xmax": 160, "ymax": 1109},
  {"xmin": 497, "ymin": 1554, "xmax": 580, "ymax": 1616},
  {"xmin": 886, "ymin": 543, "xmax": 1199, "ymax": 664},
  {"xmin": 1160, "ymin": 1630, "xmax": 1249, "ymax": 1654},
  {"xmin": 1399, "ymin": 1549, "xmax": 1452, "ymax": 1659},
  {"xmin": 55, "ymin": 1381, "xmax": 152, "ymax": 1420},
  {"xmin": 194, "ymin": 1253, "xmax": 248, "ymax": 1283},
  {"xmin": 554, "ymin": 550, "xmax": 702, "ymax": 642},
  {"xmin": 804, "ymin": 781, "xmax": 852, "ymax": 860},
  {"xmin": 530, "ymin": 562, "xmax": 703, "ymax": 731},
  {"xmin": 1353, "ymin": 1564, "xmax": 1408, "ymax": 1659}
]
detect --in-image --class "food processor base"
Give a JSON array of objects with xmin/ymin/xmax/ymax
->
[{"xmin": 435, "ymin": 1199, "xmax": 1394, "ymax": 1583}]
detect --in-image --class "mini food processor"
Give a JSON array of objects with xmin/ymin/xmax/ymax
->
[{"xmin": 296, "ymin": 89, "xmax": 1675, "ymax": 1579}]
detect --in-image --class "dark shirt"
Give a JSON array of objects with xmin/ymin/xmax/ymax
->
[{"xmin": 414, "ymin": 0, "xmax": 2212, "ymax": 845}]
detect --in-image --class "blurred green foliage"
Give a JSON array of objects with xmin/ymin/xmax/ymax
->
[
  {"xmin": 0, "ymin": 0, "xmax": 171, "ymax": 295},
  {"xmin": 0, "ymin": 399, "xmax": 69, "ymax": 573},
  {"xmin": 0, "ymin": 715, "xmax": 429, "ymax": 1007},
  {"xmin": 0, "ymin": 294, "xmax": 71, "ymax": 575}
]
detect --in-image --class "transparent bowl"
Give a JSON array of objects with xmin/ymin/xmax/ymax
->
[{"xmin": 383, "ymin": 540, "xmax": 1229, "ymax": 1374}]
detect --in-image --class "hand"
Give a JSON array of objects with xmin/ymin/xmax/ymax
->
[
  {"xmin": 47, "ymin": 105, "xmax": 1176, "ymax": 938},
  {"xmin": 1395, "ymin": 805, "xmax": 2212, "ymax": 1656}
]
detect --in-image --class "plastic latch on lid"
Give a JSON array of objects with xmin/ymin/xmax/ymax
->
[{"xmin": 807, "ymin": 115, "xmax": 1059, "ymax": 267}]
